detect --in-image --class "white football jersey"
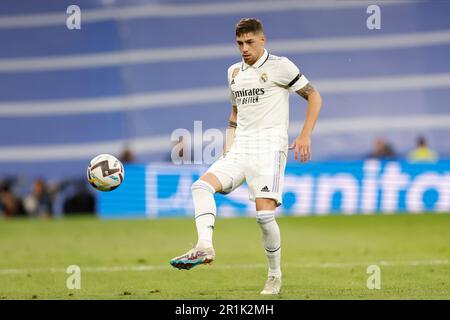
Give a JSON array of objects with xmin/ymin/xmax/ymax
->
[{"xmin": 228, "ymin": 49, "xmax": 309, "ymax": 153}]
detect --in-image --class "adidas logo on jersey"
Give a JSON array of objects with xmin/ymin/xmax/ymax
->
[{"xmin": 261, "ymin": 186, "xmax": 270, "ymax": 192}]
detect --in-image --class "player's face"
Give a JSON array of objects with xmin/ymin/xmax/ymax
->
[{"xmin": 236, "ymin": 32, "xmax": 266, "ymax": 65}]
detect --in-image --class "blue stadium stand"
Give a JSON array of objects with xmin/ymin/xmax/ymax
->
[{"xmin": 0, "ymin": 0, "xmax": 449, "ymax": 180}]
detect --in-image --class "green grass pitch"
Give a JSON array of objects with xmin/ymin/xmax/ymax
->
[{"xmin": 0, "ymin": 214, "xmax": 449, "ymax": 300}]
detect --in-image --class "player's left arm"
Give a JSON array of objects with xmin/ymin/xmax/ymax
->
[
  {"xmin": 224, "ymin": 105, "xmax": 238, "ymax": 156},
  {"xmin": 289, "ymin": 83, "xmax": 322, "ymax": 163}
]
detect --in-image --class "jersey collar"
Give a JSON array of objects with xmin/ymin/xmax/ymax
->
[{"xmin": 241, "ymin": 49, "xmax": 269, "ymax": 71}]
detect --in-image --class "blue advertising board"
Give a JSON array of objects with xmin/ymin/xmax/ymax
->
[{"xmin": 97, "ymin": 160, "xmax": 450, "ymax": 218}]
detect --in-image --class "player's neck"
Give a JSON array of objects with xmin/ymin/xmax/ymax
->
[{"xmin": 248, "ymin": 49, "xmax": 265, "ymax": 66}]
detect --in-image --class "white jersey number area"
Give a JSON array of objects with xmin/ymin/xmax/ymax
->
[{"xmin": 228, "ymin": 49, "xmax": 309, "ymax": 154}]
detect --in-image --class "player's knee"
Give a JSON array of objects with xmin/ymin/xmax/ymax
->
[
  {"xmin": 256, "ymin": 210, "xmax": 275, "ymax": 225},
  {"xmin": 191, "ymin": 180, "xmax": 216, "ymax": 194},
  {"xmin": 255, "ymin": 198, "xmax": 277, "ymax": 211}
]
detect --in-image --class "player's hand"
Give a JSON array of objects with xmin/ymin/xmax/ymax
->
[{"xmin": 289, "ymin": 134, "xmax": 312, "ymax": 163}]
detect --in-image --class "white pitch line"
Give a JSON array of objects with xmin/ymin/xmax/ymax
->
[{"xmin": 0, "ymin": 259, "xmax": 447, "ymax": 275}]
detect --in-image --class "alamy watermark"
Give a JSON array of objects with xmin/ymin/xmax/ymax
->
[
  {"xmin": 171, "ymin": 121, "xmax": 224, "ymax": 165},
  {"xmin": 66, "ymin": 265, "xmax": 81, "ymax": 289},
  {"xmin": 170, "ymin": 121, "xmax": 285, "ymax": 165},
  {"xmin": 366, "ymin": 265, "xmax": 381, "ymax": 289},
  {"xmin": 367, "ymin": 5, "xmax": 381, "ymax": 30},
  {"xmin": 64, "ymin": 4, "xmax": 381, "ymax": 31},
  {"xmin": 66, "ymin": 5, "xmax": 81, "ymax": 30}
]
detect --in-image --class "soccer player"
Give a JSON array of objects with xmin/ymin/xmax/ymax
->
[{"xmin": 170, "ymin": 18, "xmax": 322, "ymax": 295}]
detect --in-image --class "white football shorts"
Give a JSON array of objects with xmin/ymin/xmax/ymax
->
[{"xmin": 206, "ymin": 147, "xmax": 287, "ymax": 206}]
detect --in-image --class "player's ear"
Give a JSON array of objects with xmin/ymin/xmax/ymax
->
[{"xmin": 260, "ymin": 33, "xmax": 266, "ymax": 44}]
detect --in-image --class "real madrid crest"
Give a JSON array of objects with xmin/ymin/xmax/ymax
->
[{"xmin": 260, "ymin": 73, "xmax": 268, "ymax": 83}]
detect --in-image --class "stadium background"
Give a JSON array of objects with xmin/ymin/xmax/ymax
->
[
  {"xmin": 1, "ymin": 0, "xmax": 450, "ymax": 217},
  {"xmin": 0, "ymin": 0, "xmax": 449, "ymax": 301}
]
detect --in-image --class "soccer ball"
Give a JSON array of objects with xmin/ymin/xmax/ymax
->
[{"xmin": 87, "ymin": 154, "xmax": 124, "ymax": 191}]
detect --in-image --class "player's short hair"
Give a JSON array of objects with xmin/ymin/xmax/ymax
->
[{"xmin": 235, "ymin": 18, "xmax": 264, "ymax": 36}]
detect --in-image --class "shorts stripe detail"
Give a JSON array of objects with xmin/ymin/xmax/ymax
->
[
  {"xmin": 272, "ymin": 151, "xmax": 277, "ymax": 193},
  {"xmin": 273, "ymin": 151, "xmax": 280, "ymax": 192},
  {"xmin": 272, "ymin": 151, "xmax": 281, "ymax": 193}
]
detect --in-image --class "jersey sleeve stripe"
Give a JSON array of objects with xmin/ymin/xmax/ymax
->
[{"xmin": 287, "ymin": 73, "xmax": 301, "ymax": 87}]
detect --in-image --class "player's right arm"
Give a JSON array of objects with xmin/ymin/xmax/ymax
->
[
  {"xmin": 223, "ymin": 65, "xmax": 240, "ymax": 156},
  {"xmin": 224, "ymin": 105, "xmax": 237, "ymax": 155}
]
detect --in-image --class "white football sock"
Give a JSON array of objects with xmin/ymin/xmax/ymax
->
[
  {"xmin": 256, "ymin": 210, "xmax": 281, "ymax": 278},
  {"xmin": 191, "ymin": 180, "xmax": 216, "ymax": 248}
]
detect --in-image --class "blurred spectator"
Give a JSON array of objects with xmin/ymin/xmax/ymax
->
[
  {"xmin": 47, "ymin": 178, "xmax": 95, "ymax": 216},
  {"xmin": 120, "ymin": 144, "xmax": 135, "ymax": 163},
  {"xmin": 407, "ymin": 136, "xmax": 439, "ymax": 163},
  {"xmin": 367, "ymin": 137, "xmax": 396, "ymax": 160},
  {"xmin": 62, "ymin": 179, "xmax": 95, "ymax": 215},
  {"xmin": 0, "ymin": 181, "xmax": 22, "ymax": 217},
  {"xmin": 23, "ymin": 178, "xmax": 52, "ymax": 218},
  {"xmin": 0, "ymin": 176, "xmax": 96, "ymax": 218}
]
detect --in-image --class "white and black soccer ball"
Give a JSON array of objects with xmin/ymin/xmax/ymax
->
[{"xmin": 87, "ymin": 154, "xmax": 124, "ymax": 192}]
